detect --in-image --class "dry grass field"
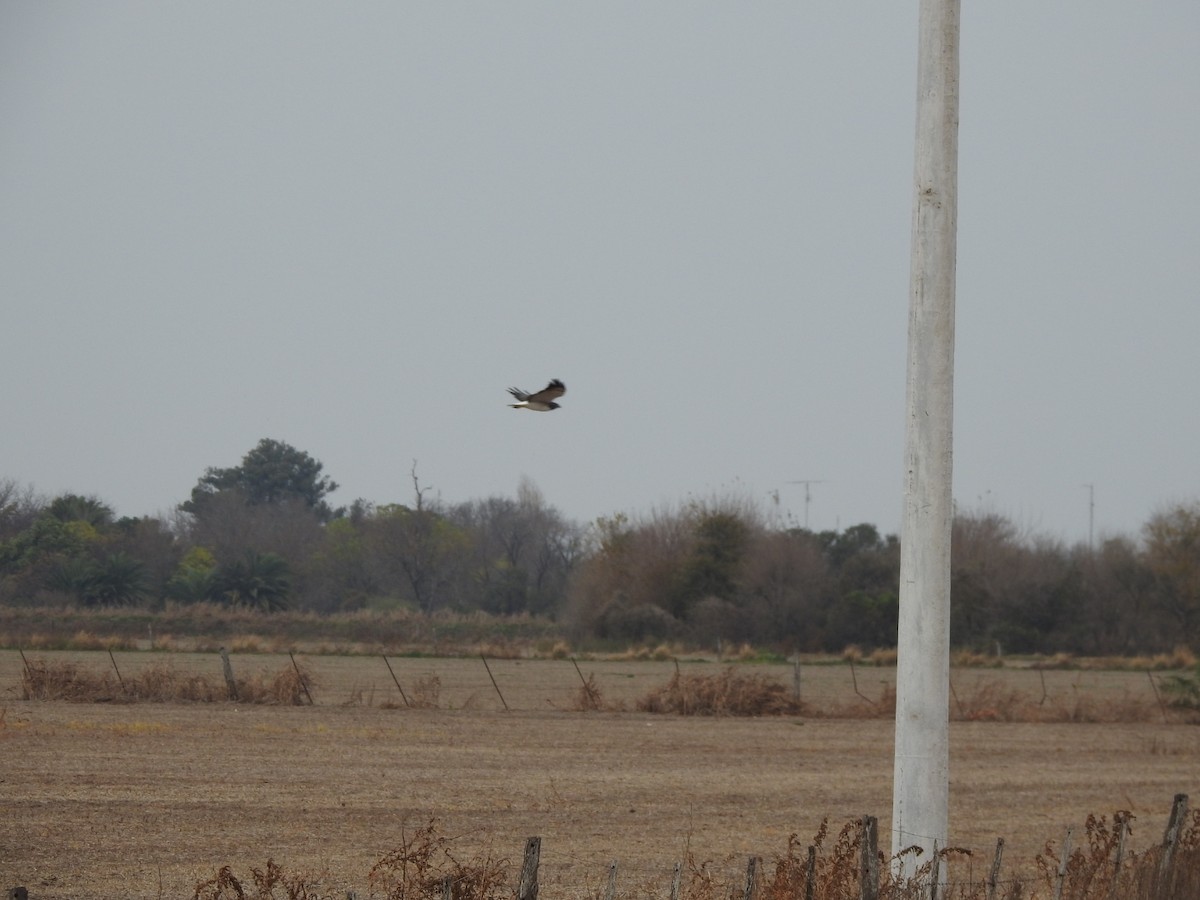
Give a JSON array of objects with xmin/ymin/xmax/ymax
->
[{"xmin": 1, "ymin": 650, "xmax": 1197, "ymax": 899}]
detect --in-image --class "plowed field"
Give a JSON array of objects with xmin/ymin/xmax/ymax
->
[{"xmin": 1, "ymin": 651, "xmax": 1195, "ymax": 899}]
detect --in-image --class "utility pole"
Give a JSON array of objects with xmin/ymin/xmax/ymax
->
[
  {"xmin": 787, "ymin": 480, "xmax": 825, "ymax": 530},
  {"xmin": 892, "ymin": 0, "xmax": 960, "ymax": 883}
]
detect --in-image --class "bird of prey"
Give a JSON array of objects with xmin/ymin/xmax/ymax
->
[{"xmin": 507, "ymin": 379, "xmax": 566, "ymax": 411}]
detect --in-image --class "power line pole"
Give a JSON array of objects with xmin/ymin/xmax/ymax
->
[{"xmin": 892, "ymin": 0, "xmax": 960, "ymax": 882}]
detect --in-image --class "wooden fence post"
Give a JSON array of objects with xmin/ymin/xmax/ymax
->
[
  {"xmin": 107, "ymin": 649, "xmax": 126, "ymax": 693},
  {"xmin": 441, "ymin": 874, "xmax": 453, "ymax": 900},
  {"xmin": 986, "ymin": 837, "xmax": 1004, "ymax": 900},
  {"xmin": 480, "ymin": 654, "xmax": 509, "ymax": 711},
  {"xmin": 929, "ymin": 841, "xmax": 940, "ymax": 900},
  {"xmin": 1157, "ymin": 793, "xmax": 1188, "ymax": 896},
  {"xmin": 289, "ymin": 652, "xmax": 314, "ymax": 705},
  {"xmin": 219, "ymin": 647, "xmax": 238, "ymax": 701},
  {"xmin": 1052, "ymin": 826, "xmax": 1073, "ymax": 900},
  {"xmin": 742, "ymin": 856, "xmax": 759, "ymax": 900},
  {"xmin": 859, "ymin": 816, "xmax": 879, "ymax": 900},
  {"xmin": 382, "ymin": 655, "xmax": 411, "ymax": 707},
  {"xmin": 806, "ymin": 845, "xmax": 816, "ymax": 900},
  {"xmin": 670, "ymin": 862, "xmax": 682, "ymax": 900},
  {"xmin": 793, "ymin": 659, "xmax": 801, "ymax": 705},
  {"xmin": 517, "ymin": 837, "xmax": 540, "ymax": 900},
  {"xmin": 604, "ymin": 862, "xmax": 618, "ymax": 900},
  {"xmin": 1108, "ymin": 813, "xmax": 1129, "ymax": 900}
]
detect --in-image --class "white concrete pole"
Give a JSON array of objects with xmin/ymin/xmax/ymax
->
[{"xmin": 892, "ymin": 0, "xmax": 960, "ymax": 880}]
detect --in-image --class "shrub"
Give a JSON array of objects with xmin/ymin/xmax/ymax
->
[{"xmin": 636, "ymin": 667, "xmax": 802, "ymax": 716}]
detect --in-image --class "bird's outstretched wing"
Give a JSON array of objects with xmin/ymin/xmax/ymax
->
[{"xmin": 526, "ymin": 379, "xmax": 566, "ymax": 404}]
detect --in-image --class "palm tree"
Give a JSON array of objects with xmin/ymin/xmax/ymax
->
[{"xmin": 217, "ymin": 550, "xmax": 291, "ymax": 612}]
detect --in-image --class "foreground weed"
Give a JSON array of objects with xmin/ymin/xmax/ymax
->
[
  {"xmin": 193, "ymin": 859, "xmax": 329, "ymax": 900},
  {"xmin": 369, "ymin": 819, "xmax": 510, "ymax": 900}
]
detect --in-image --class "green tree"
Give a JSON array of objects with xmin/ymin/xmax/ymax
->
[
  {"xmin": 671, "ymin": 511, "xmax": 750, "ymax": 616},
  {"xmin": 1144, "ymin": 501, "xmax": 1200, "ymax": 650},
  {"xmin": 51, "ymin": 552, "xmax": 146, "ymax": 606},
  {"xmin": 183, "ymin": 438, "xmax": 341, "ymax": 522},
  {"xmin": 166, "ymin": 546, "xmax": 220, "ymax": 604},
  {"xmin": 88, "ymin": 552, "xmax": 148, "ymax": 606},
  {"xmin": 47, "ymin": 493, "xmax": 115, "ymax": 530},
  {"xmin": 216, "ymin": 550, "xmax": 292, "ymax": 611}
]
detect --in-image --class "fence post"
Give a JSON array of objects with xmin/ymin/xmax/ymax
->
[
  {"xmin": 793, "ymin": 659, "xmax": 801, "ymax": 705},
  {"xmin": 517, "ymin": 837, "xmax": 540, "ymax": 900},
  {"xmin": 480, "ymin": 654, "xmax": 509, "ymax": 711},
  {"xmin": 441, "ymin": 874, "xmax": 453, "ymax": 900},
  {"xmin": 742, "ymin": 856, "xmax": 759, "ymax": 900},
  {"xmin": 806, "ymin": 845, "xmax": 816, "ymax": 900},
  {"xmin": 986, "ymin": 837, "xmax": 1004, "ymax": 900},
  {"xmin": 289, "ymin": 652, "xmax": 314, "ymax": 705},
  {"xmin": 670, "ymin": 862, "xmax": 682, "ymax": 900},
  {"xmin": 859, "ymin": 816, "xmax": 879, "ymax": 900},
  {"xmin": 1108, "ymin": 813, "xmax": 1129, "ymax": 900},
  {"xmin": 929, "ymin": 841, "xmax": 940, "ymax": 900},
  {"xmin": 107, "ymin": 649, "xmax": 126, "ymax": 693},
  {"xmin": 382, "ymin": 655, "xmax": 411, "ymax": 707},
  {"xmin": 1147, "ymin": 671, "xmax": 1169, "ymax": 723},
  {"xmin": 604, "ymin": 862, "xmax": 618, "ymax": 900},
  {"xmin": 1052, "ymin": 826, "xmax": 1073, "ymax": 900},
  {"xmin": 1157, "ymin": 793, "xmax": 1188, "ymax": 896},
  {"xmin": 219, "ymin": 647, "xmax": 238, "ymax": 701}
]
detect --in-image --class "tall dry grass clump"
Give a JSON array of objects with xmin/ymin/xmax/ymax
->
[
  {"xmin": 19, "ymin": 656, "xmax": 316, "ymax": 704},
  {"xmin": 570, "ymin": 672, "xmax": 609, "ymax": 712},
  {"xmin": 368, "ymin": 820, "xmax": 510, "ymax": 900},
  {"xmin": 636, "ymin": 667, "xmax": 802, "ymax": 716}
]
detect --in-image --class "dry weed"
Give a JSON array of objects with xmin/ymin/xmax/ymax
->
[
  {"xmin": 571, "ymin": 672, "xmax": 606, "ymax": 711},
  {"xmin": 192, "ymin": 858, "xmax": 327, "ymax": 900},
  {"xmin": 369, "ymin": 819, "xmax": 510, "ymax": 900},
  {"xmin": 408, "ymin": 675, "xmax": 441, "ymax": 709},
  {"xmin": 19, "ymin": 656, "xmax": 316, "ymax": 705},
  {"xmin": 636, "ymin": 668, "xmax": 802, "ymax": 716},
  {"xmin": 187, "ymin": 805, "xmax": 1200, "ymax": 900}
]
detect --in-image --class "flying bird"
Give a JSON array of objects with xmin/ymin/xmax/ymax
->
[{"xmin": 508, "ymin": 379, "xmax": 566, "ymax": 411}]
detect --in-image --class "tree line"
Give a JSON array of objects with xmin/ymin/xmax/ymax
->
[{"xmin": 1, "ymin": 438, "xmax": 1198, "ymax": 655}]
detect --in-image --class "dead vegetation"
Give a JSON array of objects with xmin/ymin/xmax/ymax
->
[
  {"xmin": 636, "ymin": 667, "xmax": 804, "ymax": 716},
  {"xmin": 19, "ymin": 656, "xmax": 315, "ymax": 705},
  {"xmin": 368, "ymin": 820, "xmax": 511, "ymax": 900},
  {"xmin": 189, "ymin": 811, "xmax": 1200, "ymax": 900}
]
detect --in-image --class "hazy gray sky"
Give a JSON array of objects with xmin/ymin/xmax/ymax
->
[{"xmin": 2, "ymin": 3, "xmax": 1197, "ymax": 543}]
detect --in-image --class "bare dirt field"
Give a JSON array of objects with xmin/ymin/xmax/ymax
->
[{"xmin": 1, "ymin": 651, "xmax": 1197, "ymax": 899}]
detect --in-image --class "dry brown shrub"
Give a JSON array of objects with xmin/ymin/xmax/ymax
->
[
  {"xmin": 408, "ymin": 675, "xmax": 441, "ymax": 709},
  {"xmin": 946, "ymin": 678, "xmax": 1161, "ymax": 725},
  {"xmin": 192, "ymin": 865, "xmax": 246, "ymax": 900},
  {"xmin": 636, "ymin": 668, "xmax": 802, "ymax": 716},
  {"xmin": 950, "ymin": 679, "xmax": 1033, "ymax": 723},
  {"xmin": 19, "ymin": 657, "xmax": 316, "ymax": 705},
  {"xmin": 571, "ymin": 672, "xmax": 606, "ymax": 712},
  {"xmin": 20, "ymin": 658, "xmax": 117, "ymax": 701},
  {"xmin": 193, "ymin": 858, "xmax": 327, "ymax": 900},
  {"xmin": 369, "ymin": 819, "xmax": 510, "ymax": 900},
  {"xmin": 133, "ymin": 661, "xmax": 223, "ymax": 702}
]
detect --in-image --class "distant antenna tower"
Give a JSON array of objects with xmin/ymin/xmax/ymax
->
[
  {"xmin": 1083, "ymin": 483, "xmax": 1095, "ymax": 550},
  {"xmin": 787, "ymin": 480, "xmax": 825, "ymax": 530}
]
